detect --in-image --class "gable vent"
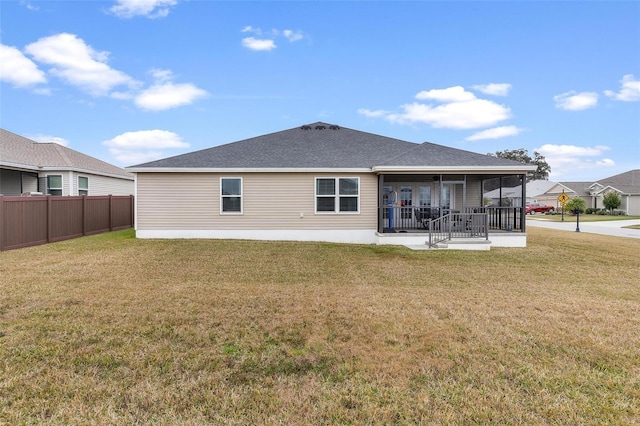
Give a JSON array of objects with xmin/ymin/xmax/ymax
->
[
  {"xmin": 301, "ymin": 125, "xmax": 311, "ymax": 130},
  {"xmin": 315, "ymin": 125, "xmax": 326, "ymax": 130}
]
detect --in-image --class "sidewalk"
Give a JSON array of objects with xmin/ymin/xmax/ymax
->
[{"xmin": 526, "ymin": 217, "xmax": 640, "ymax": 239}]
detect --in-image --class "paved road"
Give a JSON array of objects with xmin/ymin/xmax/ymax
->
[{"xmin": 526, "ymin": 217, "xmax": 640, "ymax": 239}]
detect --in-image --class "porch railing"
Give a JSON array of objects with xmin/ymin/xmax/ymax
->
[
  {"xmin": 426, "ymin": 212, "xmax": 489, "ymax": 247},
  {"xmin": 379, "ymin": 206, "xmax": 524, "ymax": 234}
]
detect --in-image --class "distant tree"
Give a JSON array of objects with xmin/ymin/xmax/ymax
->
[
  {"xmin": 488, "ymin": 148, "xmax": 551, "ymax": 182},
  {"xmin": 602, "ymin": 191, "xmax": 621, "ymax": 214},
  {"xmin": 564, "ymin": 197, "xmax": 586, "ymax": 214}
]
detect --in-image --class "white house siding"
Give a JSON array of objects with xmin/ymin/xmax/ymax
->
[
  {"xmin": 136, "ymin": 172, "xmax": 378, "ymax": 231},
  {"xmin": 77, "ymin": 172, "xmax": 134, "ymax": 196},
  {"xmin": 626, "ymin": 195, "xmax": 640, "ymax": 216}
]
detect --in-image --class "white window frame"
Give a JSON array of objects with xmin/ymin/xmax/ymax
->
[
  {"xmin": 46, "ymin": 174, "xmax": 63, "ymax": 196},
  {"xmin": 220, "ymin": 177, "xmax": 243, "ymax": 215},
  {"xmin": 78, "ymin": 176, "xmax": 89, "ymax": 196},
  {"xmin": 315, "ymin": 177, "xmax": 360, "ymax": 214}
]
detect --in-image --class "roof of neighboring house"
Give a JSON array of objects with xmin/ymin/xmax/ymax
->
[
  {"xmin": 0, "ymin": 128, "xmax": 133, "ymax": 180},
  {"xmin": 558, "ymin": 182, "xmax": 595, "ymax": 197},
  {"xmin": 483, "ymin": 180, "xmax": 557, "ymax": 199},
  {"xmin": 129, "ymin": 122, "xmax": 535, "ymax": 173},
  {"xmin": 561, "ymin": 170, "xmax": 640, "ymax": 196}
]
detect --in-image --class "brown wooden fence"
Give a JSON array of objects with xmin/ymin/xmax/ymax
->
[{"xmin": 0, "ymin": 195, "xmax": 134, "ymax": 251}]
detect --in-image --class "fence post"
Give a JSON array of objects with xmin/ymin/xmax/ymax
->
[
  {"xmin": 130, "ymin": 194, "xmax": 134, "ymax": 228},
  {"xmin": 109, "ymin": 195, "xmax": 113, "ymax": 231},
  {"xmin": 82, "ymin": 195, "xmax": 88, "ymax": 236},
  {"xmin": 0, "ymin": 196, "xmax": 4, "ymax": 251},
  {"xmin": 46, "ymin": 196, "xmax": 52, "ymax": 243}
]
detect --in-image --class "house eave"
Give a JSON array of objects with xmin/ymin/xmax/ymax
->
[
  {"xmin": 1, "ymin": 161, "xmax": 134, "ymax": 181},
  {"xmin": 126, "ymin": 167, "xmax": 373, "ymax": 174},
  {"xmin": 371, "ymin": 165, "xmax": 537, "ymax": 174}
]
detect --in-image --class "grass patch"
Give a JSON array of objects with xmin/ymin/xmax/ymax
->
[
  {"xmin": 1, "ymin": 228, "xmax": 639, "ymax": 424},
  {"xmin": 529, "ymin": 214, "xmax": 640, "ymax": 223}
]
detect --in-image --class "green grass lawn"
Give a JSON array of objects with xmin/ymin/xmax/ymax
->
[
  {"xmin": 528, "ymin": 213, "xmax": 640, "ymax": 223},
  {"xmin": 1, "ymin": 228, "xmax": 639, "ymax": 424}
]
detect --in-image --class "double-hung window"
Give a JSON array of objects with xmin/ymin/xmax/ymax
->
[
  {"xmin": 78, "ymin": 176, "xmax": 89, "ymax": 196},
  {"xmin": 315, "ymin": 177, "xmax": 359, "ymax": 213},
  {"xmin": 47, "ymin": 175, "xmax": 63, "ymax": 196},
  {"xmin": 220, "ymin": 177, "xmax": 242, "ymax": 214}
]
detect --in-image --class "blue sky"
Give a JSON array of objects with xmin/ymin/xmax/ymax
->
[{"xmin": 1, "ymin": 0, "xmax": 639, "ymax": 181}]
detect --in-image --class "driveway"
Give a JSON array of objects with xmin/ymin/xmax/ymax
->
[{"xmin": 526, "ymin": 217, "xmax": 640, "ymax": 239}]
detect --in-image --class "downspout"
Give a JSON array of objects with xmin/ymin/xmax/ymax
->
[
  {"xmin": 521, "ymin": 174, "xmax": 526, "ymax": 232},
  {"xmin": 378, "ymin": 174, "xmax": 384, "ymax": 233}
]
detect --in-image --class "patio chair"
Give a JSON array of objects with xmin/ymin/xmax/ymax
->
[{"xmin": 414, "ymin": 208, "xmax": 433, "ymax": 229}]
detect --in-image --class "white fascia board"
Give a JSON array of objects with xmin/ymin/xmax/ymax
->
[
  {"xmin": 1, "ymin": 162, "xmax": 133, "ymax": 181},
  {"xmin": 126, "ymin": 167, "xmax": 373, "ymax": 174},
  {"xmin": 595, "ymin": 185, "xmax": 628, "ymax": 195},
  {"xmin": 371, "ymin": 165, "xmax": 537, "ymax": 174},
  {"xmin": 0, "ymin": 161, "xmax": 41, "ymax": 171},
  {"xmin": 40, "ymin": 167, "xmax": 134, "ymax": 181}
]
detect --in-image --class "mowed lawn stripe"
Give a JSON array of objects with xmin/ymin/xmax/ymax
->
[{"xmin": 1, "ymin": 228, "xmax": 639, "ymax": 424}]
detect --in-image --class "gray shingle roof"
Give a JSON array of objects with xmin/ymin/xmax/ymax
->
[
  {"xmin": 0, "ymin": 128, "xmax": 133, "ymax": 179},
  {"xmin": 130, "ymin": 122, "xmax": 530, "ymax": 170},
  {"xmin": 561, "ymin": 170, "xmax": 640, "ymax": 195}
]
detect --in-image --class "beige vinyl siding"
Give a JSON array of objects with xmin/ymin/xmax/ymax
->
[
  {"xmin": 465, "ymin": 176, "xmax": 483, "ymax": 207},
  {"xmin": 136, "ymin": 172, "xmax": 377, "ymax": 231}
]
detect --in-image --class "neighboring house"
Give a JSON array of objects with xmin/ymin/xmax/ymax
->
[
  {"xmin": 127, "ymin": 122, "xmax": 536, "ymax": 248},
  {"xmin": 560, "ymin": 169, "xmax": 640, "ymax": 215},
  {"xmin": 0, "ymin": 129, "xmax": 134, "ymax": 196},
  {"xmin": 484, "ymin": 180, "xmax": 558, "ymax": 207}
]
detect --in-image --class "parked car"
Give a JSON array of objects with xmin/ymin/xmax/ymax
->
[{"xmin": 526, "ymin": 203, "xmax": 555, "ymax": 214}]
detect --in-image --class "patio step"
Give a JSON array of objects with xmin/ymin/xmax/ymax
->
[{"xmin": 406, "ymin": 238, "xmax": 492, "ymax": 251}]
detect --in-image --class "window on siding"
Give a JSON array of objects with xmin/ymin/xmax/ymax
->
[
  {"xmin": 221, "ymin": 177, "xmax": 242, "ymax": 214},
  {"xmin": 315, "ymin": 177, "xmax": 359, "ymax": 213},
  {"xmin": 47, "ymin": 175, "xmax": 62, "ymax": 196},
  {"xmin": 78, "ymin": 176, "xmax": 89, "ymax": 196}
]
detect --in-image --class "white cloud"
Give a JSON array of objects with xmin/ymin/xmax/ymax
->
[
  {"xmin": 366, "ymin": 85, "xmax": 511, "ymax": 130},
  {"xmin": 387, "ymin": 98, "xmax": 511, "ymax": 129},
  {"xmin": 357, "ymin": 108, "xmax": 390, "ymax": 118},
  {"xmin": 149, "ymin": 68, "xmax": 175, "ymax": 83},
  {"xmin": 416, "ymin": 86, "xmax": 476, "ymax": 102},
  {"xmin": 240, "ymin": 26, "xmax": 305, "ymax": 51},
  {"xmin": 135, "ymin": 69, "xmax": 207, "ymax": 110},
  {"xmin": 553, "ymin": 91, "xmax": 598, "ymax": 111},
  {"xmin": 135, "ymin": 82, "xmax": 208, "ymax": 111},
  {"xmin": 604, "ymin": 74, "xmax": 640, "ymax": 102},
  {"xmin": 466, "ymin": 125, "xmax": 523, "ymax": 141},
  {"xmin": 242, "ymin": 37, "xmax": 277, "ymax": 51},
  {"xmin": 536, "ymin": 144, "xmax": 615, "ymax": 179},
  {"xmin": 0, "ymin": 43, "xmax": 47, "ymax": 88},
  {"xmin": 103, "ymin": 129, "xmax": 189, "ymax": 164},
  {"xmin": 28, "ymin": 134, "xmax": 70, "ymax": 146},
  {"xmin": 109, "ymin": 0, "xmax": 177, "ymax": 19},
  {"xmin": 472, "ymin": 83, "xmax": 511, "ymax": 96},
  {"xmin": 24, "ymin": 33, "xmax": 136, "ymax": 96},
  {"xmin": 283, "ymin": 30, "xmax": 304, "ymax": 42}
]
